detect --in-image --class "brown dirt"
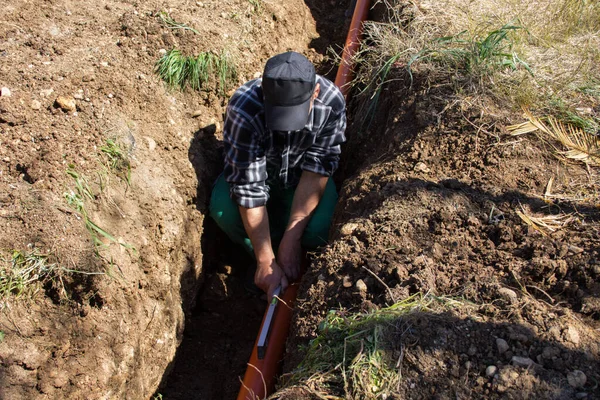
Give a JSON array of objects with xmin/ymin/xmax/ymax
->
[
  {"xmin": 0, "ymin": 0, "xmax": 336, "ymax": 398},
  {"xmin": 3, "ymin": 0, "xmax": 598, "ymax": 399},
  {"xmin": 283, "ymin": 47, "xmax": 600, "ymax": 399}
]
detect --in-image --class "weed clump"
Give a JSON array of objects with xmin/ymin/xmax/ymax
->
[
  {"xmin": 277, "ymin": 294, "xmax": 473, "ymax": 399},
  {"xmin": 155, "ymin": 49, "xmax": 238, "ymax": 93}
]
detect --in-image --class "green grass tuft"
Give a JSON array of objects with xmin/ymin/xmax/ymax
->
[
  {"xmin": 100, "ymin": 138, "xmax": 131, "ymax": 185},
  {"xmin": 64, "ymin": 166, "xmax": 134, "ymax": 253},
  {"xmin": 158, "ymin": 11, "xmax": 200, "ymax": 35},
  {"xmin": 280, "ymin": 293, "xmax": 473, "ymax": 399},
  {"xmin": 0, "ymin": 250, "xmax": 59, "ymax": 300},
  {"xmin": 155, "ymin": 49, "xmax": 237, "ymax": 93}
]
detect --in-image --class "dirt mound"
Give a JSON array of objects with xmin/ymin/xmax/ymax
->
[
  {"xmin": 0, "ymin": 0, "xmax": 321, "ymax": 398},
  {"xmin": 284, "ymin": 69, "xmax": 600, "ymax": 398}
]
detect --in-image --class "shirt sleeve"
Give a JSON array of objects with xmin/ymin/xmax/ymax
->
[
  {"xmin": 301, "ymin": 107, "xmax": 347, "ymax": 176},
  {"xmin": 223, "ymin": 105, "xmax": 269, "ymax": 208}
]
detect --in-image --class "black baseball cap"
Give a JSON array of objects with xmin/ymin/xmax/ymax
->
[{"xmin": 262, "ymin": 51, "xmax": 316, "ymax": 131}]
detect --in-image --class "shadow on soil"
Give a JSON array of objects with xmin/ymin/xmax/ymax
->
[{"xmin": 155, "ymin": 126, "xmax": 266, "ymax": 399}]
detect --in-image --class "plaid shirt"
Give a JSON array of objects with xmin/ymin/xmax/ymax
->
[{"xmin": 223, "ymin": 75, "xmax": 346, "ymax": 208}]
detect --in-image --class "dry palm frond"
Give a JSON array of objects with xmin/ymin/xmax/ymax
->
[
  {"xmin": 507, "ymin": 110, "xmax": 600, "ymax": 166},
  {"xmin": 516, "ymin": 206, "xmax": 575, "ymax": 236}
]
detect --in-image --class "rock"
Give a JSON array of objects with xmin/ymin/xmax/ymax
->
[
  {"xmin": 355, "ymin": 279, "xmax": 367, "ymax": 293},
  {"xmin": 40, "ymin": 88, "xmax": 54, "ymax": 97},
  {"xmin": 82, "ymin": 75, "xmax": 95, "ymax": 82},
  {"xmin": 1, "ymin": 87, "xmax": 11, "ymax": 97},
  {"xmin": 414, "ymin": 161, "xmax": 430, "ymax": 173},
  {"xmin": 55, "ymin": 96, "xmax": 76, "ymax": 112},
  {"xmin": 158, "ymin": 49, "xmax": 167, "ymax": 55},
  {"xmin": 340, "ymin": 222, "xmax": 358, "ymax": 236},
  {"xmin": 467, "ymin": 344, "xmax": 477, "ymax": 356},
  {"xmin": 144, "ymin": 137, "xmax": 156, "ymax": 151},
  {"xmin": 191, "ymin": 109, "xmax": 203, "ymax": 118},
  {"xmin": 342, "ymin": 275, "xmax": 352, "ymax": 288},
  {"xmin": 486, "ymin": 365, "xmax": 498, "ymax": 377},
  {"xmin": 568, "ymin": 245, "xmax": 584, "ymax": 254},
  {"xmin": 511, "ymin": 356, "xmax": 534, "ymax": 368},
  {"xmin": 496, "ymin": 338, "xmax": 509, "ymax": 354},
  {"xmin": 564, "ymin": 326, "xmax": 580, "ymax": 345},
  {"xmin": 567, "ymin": 370, "xmax": 587, "ymax": 388},
  {"xmin": 542, "ymin": 346, "xmax": 560, "ymax": 360},
  {"xmin": 498, "ymin": 287, "xmax": 518, "ymax": 304},
  {"xmin": 31, "ymin": 100, "xmax": 41, "ymax": 110}
]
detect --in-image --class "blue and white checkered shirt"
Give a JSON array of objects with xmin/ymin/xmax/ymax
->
[{"xmin": 223, "ymin": 75, "xmax": 346, "ymax": 208}]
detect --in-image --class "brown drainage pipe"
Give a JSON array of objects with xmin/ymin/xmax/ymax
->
[
  {"xmin": 237, "ymin": 1, "xmax": 371, "ymax": 399},
  {"xmin": 335, "ymin": 0, "xmax": 372, "ymax": 98}
]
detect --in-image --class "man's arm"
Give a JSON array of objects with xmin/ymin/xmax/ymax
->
[
  {"xmin": 239, "ymin": 205, "xmax": 288, "ymax": 299},
  {"xmin": 277, "ymin": 171, "xmax": 328, "ymax": 280}
]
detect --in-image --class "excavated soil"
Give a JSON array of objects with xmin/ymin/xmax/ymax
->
[{"xmin": 284, "ymin": 71, "xmax": 600, "ymax": 398}]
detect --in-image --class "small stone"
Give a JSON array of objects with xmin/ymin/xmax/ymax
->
[
  {"xmin": 486, "ymin": 365, "xmax": 497, "ymax": 377},
  {"xmin": 0, "ymin": 87, "xmax": 11, "ymax": 97},
  {"xmin": 511, "ymin": 356, "xmax": 534, "ymax": 368},
  {"xmin": 107, "ymin": 93, "xmax": 114, "ymax": 99},
  {"xmin": 498, "ymin": 287, "xmax": 518, "ymax": 304},
  {"xmin": 542, "ymin": 346, "xmax": 560, "ymax": 359},
  {"xmin": 40, "ymin": 88, "xmax": 54, "ymax": 97},
  {"xmin": 567, "ymin": 370, "xmax": 587, "ymax": 388},
  {"xmin": 158, "ymin": 49, "xmax": 167, "ymax": 55},
  {"xmin": 467, "ymin": 344, "xmax": 477, "ymax": 356},
  {"xmin": 414, "ymin": 161, "xmax": 430, "ymax": 173},
  {"xmin": 191, "ymin": 109, "xmax": 203, "ymax": 118},
  {"xmin": 145, "ymin": 137, "xmax": 157, "ymax": 151},
  {"xmin": 564, "ymin": 326, "xmax": 581, "ymax": 345},
  {"xmin": 31, "ymin": 100, "xmax": 41, "ymax": 110},
  {"xmin": 82, "ymin": 75, "xmax": 94, "ymax": 82},
  {"xmin": 496, "ymin": 338, "xmax": 509, "ymax": 354},
  {"xmin": 340, "ymin": 222, "xmax": 358, "ymax": 236},
  {"xmin": 73, "ymin": 93, "xmax": 84, "ymax": 100},
  {"xmin": 100, "ymin": 61, "xmax": 109, "ymax": 67},
  {"xmin": 253, "ymin": 71, "xmax": 262, "ymax": 79},
  {"xmin": 355, "ymin": 279, "xmax": 367, "ymax": 293},
  {"xmin": 342, "ymin": 275, "xmax": 352, "ymax": 288},
  {"xmin": 55, "ymin": 95, "xmax": 76, "ymax": 111},
  {"xmin": 568, "ymin": 245, "xmax": 584, "ymax": 254}
]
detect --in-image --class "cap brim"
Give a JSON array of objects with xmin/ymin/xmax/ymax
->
[{"xmin": 264, "ymin": 100, "xmax": 311, "ymax": 131}]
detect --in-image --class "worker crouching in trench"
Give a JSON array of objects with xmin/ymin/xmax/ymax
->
[{"xmin": 209, "ymin": 51, "xmax": 347, "ymax": 300}]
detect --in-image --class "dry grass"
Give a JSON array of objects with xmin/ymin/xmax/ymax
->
[
  {"xmin": 515, "ymin": 204, "xmax": 576, "ymax": 236},
  {"xmin": 356, "ymin": 0, "xmax": 599, "ymax": 126},
  {"xmin": 508, "ymin": 110, "xmax": 600, "ymax": 166}
]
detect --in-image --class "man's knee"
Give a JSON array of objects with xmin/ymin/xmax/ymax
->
[
  {"xmin": 209, "ymin": 175, "xmax": 241, "ymax": 232},
  {"xmin": 301, "ymin": 178, "xmax": 337, "ymax": 249}
]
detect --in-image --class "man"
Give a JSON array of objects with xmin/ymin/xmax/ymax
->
[{"xmin": 209, "ymin": 51, "xmax": 346, "ymax": 299}]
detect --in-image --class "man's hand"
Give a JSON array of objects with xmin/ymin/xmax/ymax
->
[
  {"xmin": 277, "ymin": 234, "xmax": 302, "ymax": 282},
  {"xmin": 255, "ymin": 258, "xmax": 288, "ymax": 301}
]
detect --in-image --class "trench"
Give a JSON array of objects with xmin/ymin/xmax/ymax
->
[{"xmin": 157, "ymin": 2, "xmax": 358, "ymax": 399}]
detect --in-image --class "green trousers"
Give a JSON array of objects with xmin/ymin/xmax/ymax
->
[{"xmin": 209, "ymin": 174, "xmax": 338, "ymax": 256}]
